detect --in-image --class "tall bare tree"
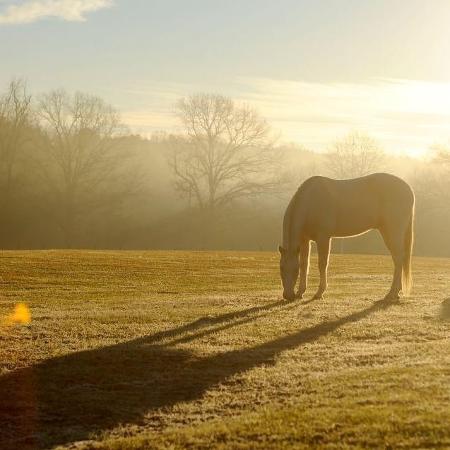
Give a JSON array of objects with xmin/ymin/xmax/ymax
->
[
  {"xmin": 0, "ymin": 79, "xmax": 33, "ymax": 207},
  {"xmin": 326, "ymin": 131, "xmax": 385, "ymax": 179},
  {"xmin": 168, "ymin": 93, "xmax": 282, "ymax": 209},
  {"xmin": 37, "ymin": 90, "xmax": 136, "ymax": 246},
  {"xmin": 421, "ymin": 143, "xmax": 450, "ymax": 212},
  {"xmin": 0, "ymin": 79, "xmax": 35, "ymax": 245},
  {"xmin": 432, "ymin": 143, "xmax": 450, "ymax": 166}
]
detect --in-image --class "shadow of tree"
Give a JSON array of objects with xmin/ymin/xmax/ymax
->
[{"xmin": 0, "ymin": 298, "xmax": 394, "ymax": 449}]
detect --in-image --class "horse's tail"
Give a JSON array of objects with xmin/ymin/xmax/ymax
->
[{"xmin": 402, "ymin": 204, "xmax": 414, "ymax": 296}]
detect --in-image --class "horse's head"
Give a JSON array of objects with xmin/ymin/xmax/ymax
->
[{"xmin": 279, "ymin": 245, "xmax": 300, "ymax": 301}]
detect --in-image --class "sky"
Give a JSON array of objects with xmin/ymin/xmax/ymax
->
[{"xmin": 1, "ymin": 0, "xmax": 450, "ymax": 156}]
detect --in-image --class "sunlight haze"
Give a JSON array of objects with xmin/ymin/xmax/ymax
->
[
  {"xmin": 2, "ymin": 0, "xmax": 450, "ymax": 156},
  {"xmin": 2, "ymin": 3, "xmax": 450, "ymax": 449}
]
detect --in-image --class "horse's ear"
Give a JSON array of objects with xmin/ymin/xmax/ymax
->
[{"xmin": 278, "ymin": 245, "xmax": 284, "ymax": 254}]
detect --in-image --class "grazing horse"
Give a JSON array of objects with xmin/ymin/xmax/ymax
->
[{"xmin": 279, "ymin": 173, "xmax": 415, "ymax": 301}]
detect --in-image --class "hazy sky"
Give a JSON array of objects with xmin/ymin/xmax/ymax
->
[{"xmin": 2, "ymin": 0, "xmax": 450, "ymax": 156}]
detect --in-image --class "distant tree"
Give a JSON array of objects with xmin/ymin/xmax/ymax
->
[
  {"xmin": 0, "ymin": 79, "xmax": 33, "ymax": 208},
  {"xmin": 0, "ymin": 79, "xmax": 35, "ymax": 245},
  {"xmin": 279, "ymin": 143, "xmax": 320, "ymax": 190},
  {"xmin": 326, "ymin": 131, "xmax": 385, "ymax": 179},
  {"xmin": 431, "ymin": 143, "xmax": 450, "ymax": 166},
  {"xmin": 421, "ymin": 143, "xmax": 450, "ymax": 212},
  {"xmin": 37, "ymin": 90, "xmax": 137, "ymax": 246},
  {"xmin": 410, "ymin": 143, "xmax": 450, "ymax": 256},
  {"xmin": 168, "ymin": 93, "xmax": 283, "ymax": 210}
]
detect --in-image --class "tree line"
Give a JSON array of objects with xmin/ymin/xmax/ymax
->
[{"xmin": 1, "ymin": 79, "xmax": 449, "ymax": 256}]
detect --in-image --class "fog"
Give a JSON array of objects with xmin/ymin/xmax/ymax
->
[{"xmin": 1, "ymin": 80, "xmax": 449, "ymax": 256}]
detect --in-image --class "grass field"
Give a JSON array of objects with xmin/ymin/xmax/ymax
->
[{"xmin": 1, "ymin": 250, "xmax": 449, "ymax": 450}]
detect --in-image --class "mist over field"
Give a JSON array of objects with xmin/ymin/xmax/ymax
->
[
  {"xmin": 1, "ymin": 2, "xmax": 450, "ymax": 255},
  {"xmin": 0, "ymin": 80, "xmax": 449, "ymax": 256}
]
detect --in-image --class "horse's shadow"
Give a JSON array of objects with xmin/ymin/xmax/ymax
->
[{"xmin": 0, "ymin": 298, "xmax": 394, "ymax": 450}]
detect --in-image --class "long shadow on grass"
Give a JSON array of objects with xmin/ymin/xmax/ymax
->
[{"xmin": 0, "ymin": 298, "xmax": 394, "ymax": 449}]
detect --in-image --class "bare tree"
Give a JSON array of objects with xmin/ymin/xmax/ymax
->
[
  {"xmin": 431, "ymin": 142, "xmax": 450, "ymax": 166},
  {"xmin": 326, "ymin": 131, "xmax": 385, "ymax": 179},
  {"xmin": 418, "ymin": 143, "xmax": 450, "ymax": 213},
  {"xmin": 168, "ymin": 93, "xmax": 283, "ymax": 209},
  {"xmin": 0, "ymin": 79, "xmax": 33, "ymax": 207},
  {"xmin": 0, "ymin": 79, "xmax": 35, "ymax": 245},
  {"xmin": 37, "ymin": 90, "xmax": 136, "ymax": 246}
]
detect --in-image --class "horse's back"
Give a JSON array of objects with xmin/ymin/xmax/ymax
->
[
  {"xmin": 361, "ymin": 172, "xmax": 413, "ymax": 196},
  {"xmin": 361, "ymin": 173, "xmax": 414, "ymax": 212},
  {"xmin": 299, "ymin": 173, "xmax": 413, "ymax": 205},
  {"xmin": 296, "ymin": 173, "xmax": 414, "ymax": 237}
]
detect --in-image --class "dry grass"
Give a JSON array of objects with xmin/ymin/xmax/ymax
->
[{"xmin": 0, "ymin": 250, "xmax": 449, "ymax": 449}]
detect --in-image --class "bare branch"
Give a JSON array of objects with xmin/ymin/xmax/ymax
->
[
  {"xmin": 325, "ymin": 131, "xmax": 385, "ymax": 179},
  {"xmin": 36, "ymin": 90, "xmax": 135, "ymax": 246},
  {"xmin": 169, "ymin": 93, "xmax": 283, "ymax": 209}
]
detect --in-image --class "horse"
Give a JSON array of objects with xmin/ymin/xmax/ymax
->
[{"xmin": 279, "ymin": 173, "xmax": 415, "ymax": 301}]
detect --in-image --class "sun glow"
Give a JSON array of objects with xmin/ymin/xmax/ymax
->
[
  {"xmin": 237, "ymin": 77, "xmax": 450, "ymax": 158},
  {"xmin": 121, "ymin": 77, "xmax": 450, "ymax": 158}
]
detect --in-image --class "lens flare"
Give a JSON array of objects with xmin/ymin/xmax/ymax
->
[{"xmin": 3, "ymin": 303, "xmax": 31, "ymax": 327}]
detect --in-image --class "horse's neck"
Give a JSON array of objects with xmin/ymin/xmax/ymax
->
[{"xmin": 283, "ymin": 196, "xmax": 302, "ymax": 250}]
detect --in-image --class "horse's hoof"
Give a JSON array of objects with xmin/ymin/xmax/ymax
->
[
  {"xmin": 384, "ymin": 293, "xmax": 400, "ymax": 302},
  {"xmin": 312, "ymin": 294, "xmax": 323, "ymax": 300}
]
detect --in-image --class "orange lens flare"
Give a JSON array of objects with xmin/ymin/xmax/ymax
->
[{"xmin": 3, "ymin": 303, "xmax": 31, "ymax": 326}]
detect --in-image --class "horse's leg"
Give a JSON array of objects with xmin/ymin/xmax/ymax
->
[
  {"xmin": 313, "ymin": 236, "xmax": 331, "ymax": 300},
  {"xmin": 380, "ymin": 227, "xmax": 404, "ymax": 300},
  {"xmin": 296, "ymin": 238, "xmax": 310, "ymax": 299}
]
